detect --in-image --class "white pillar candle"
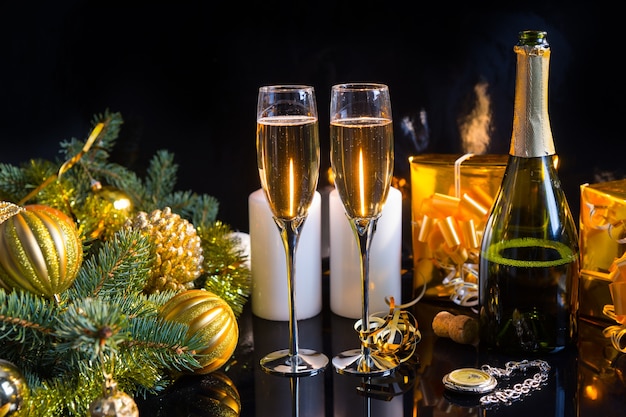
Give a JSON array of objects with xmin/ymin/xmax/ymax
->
[
  {"xmin": 319, "ymin": 185, "xmax": 334, "ymax": 260},
  {"xmin": 248, "ymin": 189, "xmax": 322, "ymax": 321},
  {"xmin": 329, "ymin": 186, "xmax": 402, "ymax": 319}
]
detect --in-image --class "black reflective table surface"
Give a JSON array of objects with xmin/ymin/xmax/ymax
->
[{"xmin": 138, "ymin": 271, "xmax": 626, "ymax": 417}]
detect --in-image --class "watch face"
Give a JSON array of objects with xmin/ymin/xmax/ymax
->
[{"xmin": 442, "ymin": 368, "xmax": 498, "ymax": 394}]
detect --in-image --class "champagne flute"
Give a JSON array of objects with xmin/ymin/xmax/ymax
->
[
  {"xmin": 330, "ymin": 82, "xmax": 398, "ymax": 376},
  {"xmin": 256, "ymin": 85, "xmax": 329, "ymax": 376}
]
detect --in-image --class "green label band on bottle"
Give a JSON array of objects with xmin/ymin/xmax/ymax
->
[{"xmin": 482, "ymin": 238, "xmax": 577, "ymax": 267}]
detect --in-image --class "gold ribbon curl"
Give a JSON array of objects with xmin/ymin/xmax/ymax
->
[
  {"xmin": 18, "ymin": 123, "xmax": 104, "ymax": 206},
  {"xmin": 354, "ymin": 297, "xmax": 421, "ymax": 364},
  {"xmin": 583, "ymin": 191, "xmax": 626, "ymax": 244},
  {"xmin": 415, "ymin": 154, "xmax": 495, "ymax": 307}
]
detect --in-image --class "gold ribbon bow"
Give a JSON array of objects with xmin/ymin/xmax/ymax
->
[{"xmin": 355, "ymin": 297, "xmax": 421, "ymax": 364}]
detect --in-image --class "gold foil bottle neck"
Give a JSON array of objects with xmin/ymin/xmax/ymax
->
[{"xmin": 510, "ymin": 30, "xmax": 555, "ymax": 158}]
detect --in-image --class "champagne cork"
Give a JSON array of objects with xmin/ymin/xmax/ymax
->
[{"xmin": 432, "ymin": 311, "xmax": 479, "ymax": 345}]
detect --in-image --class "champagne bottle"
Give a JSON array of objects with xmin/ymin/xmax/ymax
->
[{"xmin": 478, "ymin": 30, "xmax": 579, "ymax": 354}]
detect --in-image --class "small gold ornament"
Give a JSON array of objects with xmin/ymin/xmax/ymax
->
[
  {"xmin": 85, "ymin": 184, "xmax": 135, "ymax": 240},
  {"xmin": 126, "ymin": 207, "xmax": 203, "ymax": 293},
  {"xmin": 159, "ymin": 289, "xmax": 239, "ymax": 374},
  {"xmin": 89, "ymin": 379, "xmax": 138, "ymax": 417},
  {"xmin": 0, "ymin": 359, "xmax": 29, "ymax": 417},
  {"xmin": 97, "ymin": 187, "xmax": 133, "ymax": 213},
  {"xmin": 0, "ymin": 203, "xmax": 83, "ymax": 300}
]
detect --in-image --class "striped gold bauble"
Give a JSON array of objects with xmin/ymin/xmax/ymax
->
[
  {"xmin": 159, "ymin": 289, "xmax": 239, "ymax": 374},
  {"xmin": 0, "ymin": 203, "xmax": 83, "ymax": 300}
]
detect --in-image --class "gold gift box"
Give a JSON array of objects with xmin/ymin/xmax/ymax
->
[
  {"xmin": 579, "ymin": 179, "xmax": 626, "ymax": 322},
  {"xmin": 580, "ymin": 179, "xmax": 626, "ymax": 273},
  {"xmin": 409, "ymin": 154, "xmax": 507, "ymax": 303}
]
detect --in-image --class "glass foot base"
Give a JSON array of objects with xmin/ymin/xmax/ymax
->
[
  {"xmin": 260, "ymin": 349, "xmax": 329, "ymax": 377},
  {"xmin": 332, "ymin": 349, "xmax": 399, "ymax": 376}
]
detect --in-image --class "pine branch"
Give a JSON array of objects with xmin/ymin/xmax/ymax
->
[
  {"xmin": 90, "ymin": 110, "xmax": 124, "ymax": 152},
  {"xmin": 0, "ymin": 162, "xmax": 29, "ymax": 202},
  {"xmin": 188, "ymin": 193, "xmax": 220, "ymax": 228},
  {"xmin": 25, "ymin": 372, "xmax": 96, "ymax": 417},
  {"xmin": 0, "ymin": 111, "xmax": 251, "ymax": 416},
  {"xmin": 143, "ymin": 150, "xmax": 179, "ymax": 209},
  {"xmin": 161, "ymin": 191, "xmax": 220, "ymax": 228},
  {"xmin": 90, "ymin": 162, "xmax": 147, "ymax": 206},
  {"xmin": 0, "ymin": 290, "xmax": 58, "ymax": 364},
  {"xmin": 0, "ymin": 158, "xmax": 71, "ymax": 209},
  {"xmin": 198, "ymin": 222, "xmax": 251, "ymax": 316},
  {"xmin": 54, "ymin": 297, "xmax": 131, "ymax": 362},
  {"xmin": 18, "ymin": 283, "xmax": 202, "ymax": 415},
  {"xmin": 124, "ymin": 315, "xmax": 203, "ymax": 373},
  {"xmin": 59, "ymin": 110, "xmax": 124, "ymax": 165},
  {"xmin": 66, "ymin": 229, "xmax": 152, "ymax": 300}
]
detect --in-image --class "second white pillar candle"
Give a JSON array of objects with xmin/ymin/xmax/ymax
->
[{"xmin": 329, "ymin": 186, "xmax": 402, "ymax": 319}]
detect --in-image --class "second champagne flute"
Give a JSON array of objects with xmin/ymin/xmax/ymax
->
[
  {"xmin": 256, "ymin": 85, "xmax": 329, "ymax": 376},
  {"xmin": 330, "ymin": 82, "xmax": 399, "ymax": 376}
]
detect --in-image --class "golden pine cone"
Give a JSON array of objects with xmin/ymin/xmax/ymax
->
[{"xmin": 127, "ymin": 207, "xmax": 203, "ymax": 293}]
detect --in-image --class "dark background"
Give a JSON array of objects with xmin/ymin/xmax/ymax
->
[{"xmin": 1, "ymin": 2, "xmax": 622, "ymax": 233}]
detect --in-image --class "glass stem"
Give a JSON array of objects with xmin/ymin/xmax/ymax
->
[
  {"xmin": 290, "ymin": 374, "xmax": 300, "ymax": 417},
  {"xmin": 277, "ymin": 218, "xmax": 305, "ymax": 363},
  {"xmin": 352, "ymin": 217, "xmax": 378, "ymax": 358}
]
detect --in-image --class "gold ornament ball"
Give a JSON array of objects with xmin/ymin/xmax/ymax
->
[
  {"xmin": 87, "ymin": 185, "xmax": 135, "ymax": 240},
  {"xmin": 0, "ymin": 204, "xmax": 83, "ymax": 299},
  {"xmin": 0, "ymin": 359, "xmax": 29, "ymax": 417},
  {"xmin": 159, "ymin": 289, "xmax": 239, "ymax": 374},
  {"xmin": 88, "ymin": 388, "xmax": 138, "ymax": 417},
  {"xmin": 96, "ymin": 186, "xmax": 134, "ymax": 216}
]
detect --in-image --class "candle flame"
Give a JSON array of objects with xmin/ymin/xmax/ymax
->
[
  {"xmin": 359, "ymin": 149, "xmax": 365, "ymax": 216},
  {"xmin": 289, "ymin": 158, "xmax": 294, "ymax": 217},
  {"xmin": 326, "ymin": 167, "xmax": 335, "ymax": 186}
]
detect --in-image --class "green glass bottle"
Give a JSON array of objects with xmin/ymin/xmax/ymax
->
[{"xmin": 478, "ymin": 30, "xmax": 579, "ymax": 354}]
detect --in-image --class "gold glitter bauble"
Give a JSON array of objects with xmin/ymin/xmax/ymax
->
[
  {"xmin": 159, "ymin": 289, "xmax": 239, "ymax": 374},
  {"xmin": 0, "ymin": 359, "xmax": 29, "ymax": 417},
  {"xmin": 0, "ymin": 204, "xmax": 83, "ymax": 299},
  {"xmin": 86, "ymin": 185, "xmax": 135, "ymax": 240},
  {"xmin": 126, "ymin": 207, "xmax": 203, "ymax": 293},
  {"xmin": 96, "ymin": 186, "xmax": 133, "ymax": 215}
]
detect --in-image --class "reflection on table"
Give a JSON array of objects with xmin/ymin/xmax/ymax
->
[{"xmin": 137, "ymin": 273, "xmax": 626, "ymax": 417}]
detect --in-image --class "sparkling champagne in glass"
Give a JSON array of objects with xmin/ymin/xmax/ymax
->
[
  {"xmin": 330, "ymin": 82, "xmax": 398, "ymax": 376},
  {"xmin": 256, "ymin": 85, "xmax": 328, "ymax": 376}
]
